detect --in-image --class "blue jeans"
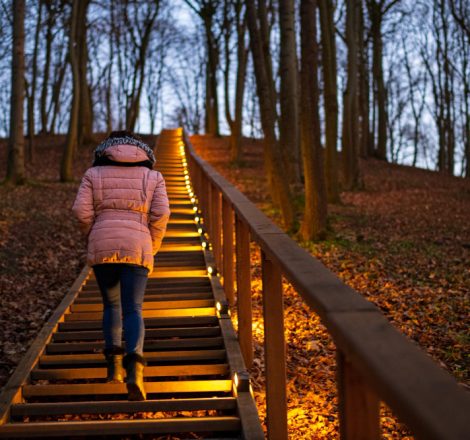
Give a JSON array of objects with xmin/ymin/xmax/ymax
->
[{"xmin": 92, "ymin": 264, "xmax": 149, "ymax": 356}]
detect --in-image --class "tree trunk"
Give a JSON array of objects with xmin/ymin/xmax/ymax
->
[
  {"xmin": 279, "ymin": 0, "xmax": 300, "ymax": 185},
  {"xmin": 370, "ymin": 5, "xmax": 387, "ymax": 160},
  {"xmin": 26, "ymin": 0, "xmax": 42, "ymax": 163},
  {"xmin": 204, "ymin": 17, "xmax": 220, "ymax": 136},
  {"xmin": 299, "ymin": 0, "xmax": 328, "ymax": 240},
  {"xmin": 223, "ymin": 1, "xmax": 248, "ymax": 163},
  {"xmin": 231, "ymin": 21, "xmax": 248, "ymax": 163},
  {"xmin": 258, "ymin": 0, "xmax": 277, "ymax": 116},
  {"xmin": 357, "ymin": 0, "xmax": 371, "ymax": 158},
  {"xmin": 48, "ymin": 58, "xmax": 67, "ymax": 134},
  {"xmin": 342, "ymin": 0, "xmax": 360, "ymax": 190},
  {"xmin": 61, "ymin": 0, "xmax": 80, "ymax": 182},
  {"xmin": 319, "ymin": 0, "xmax": 340, "ymax": 203},
  {"xmin": 125, "ymin": 5, "xmax": 159, "ymax": 131},
  {"xmin": 77, "ymin": 0, "xmax": 93, "ymax": 145},
  {"xmin": 246, "ymin": 0, "xmax": 294, "ymax": 230},
  {"xmin": 40, "ymin": 2, "xmax": 54, "ymax": 134},
  {"xmin": 6, "ymin": 0, "xmax": 26, "ymax": 184}
]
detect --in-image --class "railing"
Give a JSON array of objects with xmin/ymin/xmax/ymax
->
[{"xmin": 181, "ymin": 129, "xmax": 470, "ymax": 440}]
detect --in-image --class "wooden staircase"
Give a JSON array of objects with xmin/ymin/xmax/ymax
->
[{"xmin": 0, "ymin": 129, "xmax": 263, "ymax": 439}]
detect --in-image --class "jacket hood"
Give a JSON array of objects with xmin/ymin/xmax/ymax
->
[
  {"xmin": 93, "ymin": 136, "xmax": 156, "ymax": 164},
  {"xmin": 101, "ymin": 144, "xmax": 150, "ymax": 163}
]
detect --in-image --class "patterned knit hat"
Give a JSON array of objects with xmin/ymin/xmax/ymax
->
[{"xmin": 93, "ymin": 132, "xmax": 156, "ymax": 165}]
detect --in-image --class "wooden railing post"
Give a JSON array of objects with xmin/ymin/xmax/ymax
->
[
  {"xmin": 236, "ymin": 214, "xmax": 253, "ymax": 368},
  {"xmin": 337, "ymin": 351, "xmax": 380, "ymax": 440},
  {"xmin": 261, "ymin": 250, "xmax": 287, "ymax": 440},
  {"xmin": 222, "ymin": 197, "xmax": 235, "ymax": 305},
  {"xmin": 211, "ymin": 185, "xmax": 222, "ymax": 270},
  {"xmin": 201, "ymin": 171, "xmax": 209, "ymax": 224},
  {"xmin": 206, "ymin": 179, "xmax": 213, "ymax": 241}
]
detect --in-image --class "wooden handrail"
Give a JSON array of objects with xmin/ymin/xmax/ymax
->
[{"xmin": 181, "ymin": 129, "xmax": 470, "ymax": 440}]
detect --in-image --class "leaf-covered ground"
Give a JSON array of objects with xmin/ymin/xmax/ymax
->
[
  {"xmin": 0, "ymin": 134, "xmax": 468, "ymax": 439},
  {"xmin": 190, "ymin": 134, "xmax": 470, "ymax": 439}
]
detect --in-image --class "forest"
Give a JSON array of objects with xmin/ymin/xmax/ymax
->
[
  {"xmin": 2, "ymin": 0, "xmax": 469, "ymax": 235},
  {"xmin": 0, "ymin": 0, "xmax": 469, "ymax": 438}
]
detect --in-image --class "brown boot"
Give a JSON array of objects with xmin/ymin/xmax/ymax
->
[
  {"xmin": 123, "ymin": 353, "xmax": 147, "ymax": 401},
  {"xmin": 103, "ymin": 347, "xmax": 125, "ymax": 383}
]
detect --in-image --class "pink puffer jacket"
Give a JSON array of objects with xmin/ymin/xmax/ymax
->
[{"xmin": 72, "ymin": 144, "xmax": 170, "ymax": 274}]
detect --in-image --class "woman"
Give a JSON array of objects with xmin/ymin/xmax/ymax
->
[{"xmin": 72, "ymin": 131, "xmax": 170, "ymax": 401}]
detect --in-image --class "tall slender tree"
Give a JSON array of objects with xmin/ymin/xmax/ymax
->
[
  {"xmin": 299, "ymin": 0, "xmax": 327, "ymax": 240},
  {"xmin": 6, "ymin": 0, "xmax": 26, "ymax": 185},
  {"xmin": 223, "ymin": 0, "xmax": 248, "ymax": 163},
  {"xmin": 319, "ymin": 0, "xmax": 340, "ymax": 202},
  {"xmin": 246, "ymin": 0, "xmax": 294, "ymax": 229},
  {"xmin": 61, "ymin": 0, "xmax": 81, "ymax": 182},
  {"xmin": 342, "ymin": 0, "xmax": 361, "ymax": 190},
  {"xmin": 367, "ymin": 0, "xmax": 401, "ymax": 161},
  {"xmin": 184, "ymin": 0, "xmax": 221, "ymax": 136},
  {"xmin": 279, "ymin": 0, "xmax": 300, "ymax": 185},
  {"xmin": 77, "ymin": 0, "xmax": 93, "ymax": 145},
  {"xmin": 26, "ymin": 0, "xmax": 43, "ymax": 162}
]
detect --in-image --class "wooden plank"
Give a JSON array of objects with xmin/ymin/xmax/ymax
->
[
  {"xmin": 222, "ymin": 196, "xmax": 234, "ymax": 305},
  {"xmin": 337, "ymin": 351, "xmax": 380, "ymax": 439},
  {"xmin": 11, "ymin": 397, "xmax": 237, "ymax": 417},
  {"xmin": 150, "ymin": 269, "xmax": 208, "ymax": 278},
  {"xmin": 31, "ymin": 364, "xmax": 229, "ymax": 380},
  {"xmin": 64, "ymin": 307, "xmax": 216, "ymax": 321},
  {"xmin": 0, "ymin": 266, "xmax": 91, "ymax": 425},
  {"xmin": 261, "ymin": 251, "xmax": 287, "ymax": 440},
  {"xmin": 23, "ymin": 380, "xmax": 233, "ymax": 397},
  {"xmin": 59, "ymin": 315, "xmax": 218, "ymax": 331},
  {"xmin": 46, "ymin": 337, "xmax": 224, "ymax": 353},
  {"xmin": 235, "ymin": 214, "xmax": 253, "ymax": 369},
  {"xmin": 236, "ymin": 392, "xmax": 265, "ymax": 440},
  {"xmin": 83, "ymin": 276, "xmax": 212, "ymax": 287},
  {"xmin": 70, "ymin": 299, "xmax": 214, "ymax": 312},
  {"xmin": 39, "ymin": 349, "xmax": 227, "ymax": 366},
  {"xmin": 74, "ymin": 292, "xmax": 213, "ymax": 304},
  {"xmin": 211, "ymin": 184, "xmax": 222, "ymax": 270},
  {"xmin": 53, "ymin": 326, "xmax": 220, "ymax": 341},
  {"xmin": 80, "ymin": 284, "xmax": 212, "ymax": 296},
  {"xmin": 0, "ymin": 417, "xmax": 241, "ymax": 437}
]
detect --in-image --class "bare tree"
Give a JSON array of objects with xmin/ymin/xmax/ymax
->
[
  {"xmin": 112, "ymin": 0, "xmax": 161, "ymax": 131},
  {"xmin": 26, "ymin": 0, "xmax": 43, "ymax": 162},
  {"xmin": 279, "ymin": 0, "xmax": 300, "ymax": 185},
  {"xmin": 60, "ymin": 0, "xmax": 82, "ymax": 182},
  {"xmin": 184, "ymin": 0, "xmax": 221, "ymax": 136},
  {"xmin": 422, "ymin": 0, "xmax": 456, "ymax": 175},
  {"xmin": 366, "ymin": 0, "xmax": 401, "ymax": 161},
  {"xmin": 299, "ymin": 0, "xmax": 327, "ymax": 240},
  {"xmin": 246, "ymin": 0, "xmax": 294, "ymax": 229},
  {"xmin": 342, "ymin": 0, "xmax": 361, "ymax": 189},
  {"xmin": 319, "ymin": 0, "xmax": 340, "ymax": 202},
  {"xmin": 77, "ymin": 0, "xmax": 93, "ymax": 144},
  {"xmin": 402, "ymin": 36, "xmax": 427, "ymax": 167},
  {"xmin": 6, "ymin": 0, "xmax": 26, "ymax": 184},
  {"xmin": 223, "ymin": 0, "xmax": 248, "ymax": 163}
]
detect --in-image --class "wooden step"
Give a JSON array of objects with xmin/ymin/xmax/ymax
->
[
  {"xmin": 46, "ymin": 337, "xmax": 224, "ymax": 353},
  {"xmin": 64, "ymin": 307, "xmax": 216, "ymax": 321},
  {"xmin": 31, "ymin": 364, "xmax": 229, "ymax": 380},
  {"xmin": 0, "ymin": 417, "xmax": 241, "ymax": 437},
  {"xmin": 40, "ymin": 349, "xmax": 227, "ymax": 366},
  {"xmin": 23, "ymin": 380, "xmax": 233, "ymax": 397},
  {"xmin": 70, "ymin": 299, "xmax": 214, "ymax": 312},
  {"xmin": 74, "ymin": 292, "xmax": 213, "ymax": 304},
  {"xmin": 59, "ymin": 315, "xmax": 218, "ymax": 331},
  {"xmin": 11, "ymin": 397, "xmax": 237, "ymax": 417},
  {"xmin": 52, "ymin": 326, "xmax": 220, "ymax": 341}
]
